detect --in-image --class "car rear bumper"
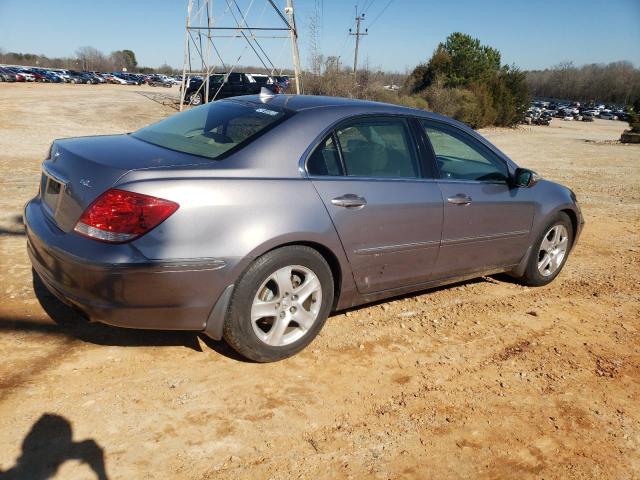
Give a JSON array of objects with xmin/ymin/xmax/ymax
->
[{"xmin": 25, "ymin": 198, "xmax": 229, "ymax": 331}]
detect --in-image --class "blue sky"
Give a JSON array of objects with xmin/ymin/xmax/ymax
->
[{"xmin": 1, "ymin": 0, "xmax": 639, "ymax": 71}]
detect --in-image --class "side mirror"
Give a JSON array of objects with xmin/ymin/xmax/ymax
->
[{"xmin": 513, "ymin": 168, "xmax": 540, "ymax": 188}]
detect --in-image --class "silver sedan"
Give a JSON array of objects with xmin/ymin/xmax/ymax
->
[{"xmin": 25, "ymin": 93, "xmax": 584, "ymax": 361}]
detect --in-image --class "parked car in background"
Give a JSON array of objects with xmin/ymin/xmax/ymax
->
[
  {"xmin": 184, "ymin": 72, "xmax": 280, "ymax": 105},
  {"xmin": 32, "ymin": 69, "xmax": 63, "ymax": 83},
  {"xmin": 582, "ymin": 113, "xmax": 594, "ymax": 122},
  {"xmin": 599, "ymin": 112, "xmax": 617, "ymax": 120},
  {"xmin": 273, "ymin": 75, "xmax": 290, "ymax": 92},
  {"xmin": 102, "ymin": 73, "xmax": 127, "ymax": 84},
  {"xmin": 148, "ymin": 75, "xmax": 173, "ymax": 87},
  {"xmin": 86, "ymin": 72, "xmax": 106, "ymax": 84},
  {"xmin": 48, "ymin": 69, "xmax": 72, "ymax": 82},
  {"xmin": 9, "ymin": 68, "xmax": 35, "ymax": 81},
  {"xmin": 248, "ymin": 73, "xmax": 274, "ymax": 88},
  {"xmin": 0, "ymin": 67, "xmax": 18, "ymax": 82},
  {"xmin": 26, "ymin": 95, "xmax": 583, "ymax": 362}
]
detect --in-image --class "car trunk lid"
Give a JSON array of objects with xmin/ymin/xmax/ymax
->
[{"xmin": 40, "ymin": 134, "xmax": 210, "ymax": 232}]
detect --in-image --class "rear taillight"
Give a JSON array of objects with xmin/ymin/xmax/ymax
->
[{"xmin": 74, "ymin": 189, "xmax": 179, "ymax": 243}]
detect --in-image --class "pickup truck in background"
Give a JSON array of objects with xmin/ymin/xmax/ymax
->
[{"xmin": 183, "ymin": 72, "xmax": 280, "ymax": 105}]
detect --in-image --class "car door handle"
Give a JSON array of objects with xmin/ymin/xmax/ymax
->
[
  {"xmin": 331, "ymin": 194, "xmax": 367, "ymax": 208},
  {"xmin": 447, "ymin": 194, "xmax": 472, "ymax": 205}
]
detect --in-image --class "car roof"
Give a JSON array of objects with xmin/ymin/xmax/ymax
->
[{"xmin": 231, "ymin": 93, "xmax": 441, "ymax": 118}]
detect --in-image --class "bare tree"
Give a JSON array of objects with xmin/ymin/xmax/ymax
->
[
  {"xmin": 526, "ymin": 61, "xmax": 640, "ymax": 105},
  {"xmin": 75, "ymin": 46, "xmax": 109, "ymax": 71}
]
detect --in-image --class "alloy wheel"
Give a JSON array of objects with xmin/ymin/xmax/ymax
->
[
  {"xmin": 250, "ymin": 265, "xmax": 322, "ymax": 347},
  {"xmin": 537, "ymin": 224, "xmax": 569, "ymax": 277}
]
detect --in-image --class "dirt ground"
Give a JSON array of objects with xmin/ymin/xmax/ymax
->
[{"xmin": 0, "ymin": 83, "xmax": 638, "ymax": 479}]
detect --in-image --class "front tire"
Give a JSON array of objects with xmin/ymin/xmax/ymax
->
[
  {"xmin": 223, "ymin": 246, "xmax": 334, "ymax": 362},
  {"xmin": 189, "ymin": 92, "xmax": 203, "ymax": 105},
  {"xmin": 519, "ymin": 212, "xmax": 573, "ymax": 286}
]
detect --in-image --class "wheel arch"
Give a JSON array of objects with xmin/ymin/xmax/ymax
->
[
  {"xmin": 265, "ymin": 240, "xmax": 343, "ymax": 309},
  {"xmin": 203, "ymin": 238, "xmax": 348, "ymax": 342},
  {"xmin": 560, "ymin": 208, "xmax": 578, "ymax": 248},
  {"xmin": 509, "ymin": 205, "xmax": 580, "ymax": 279}
]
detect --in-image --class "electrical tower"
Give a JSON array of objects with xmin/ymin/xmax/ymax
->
[
  {"xmin": 349, "ymin": 8, "xmax": 367, "ymax": 78},
  {"xmin": 179, "ymin": 0, "xmax": 302, "ymax": 110}
]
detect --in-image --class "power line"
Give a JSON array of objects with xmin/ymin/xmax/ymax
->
[
  {"xmin": 368, "ymin": 0, "xmax": 394, "ymax": 28},
  {"xmin": 361, "ymin": 0, "xmax": 377, "ymax": 15}
]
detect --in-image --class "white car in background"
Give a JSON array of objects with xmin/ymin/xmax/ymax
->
[
  {"xmin": 17, "ymin": 70, "xmax": 36, "ymax": 81},
  {"xmin": 54, "ymin": 70, "xmax": 72, "ymax": 82},
  {"xmin": 103, "ymin": 74, "xmax": 127, "ymax": 85}
]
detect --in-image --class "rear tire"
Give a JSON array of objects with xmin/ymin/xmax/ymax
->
[
  {"xmin": 223, "ymin": 246, "xmax": 334, "ymax": 362},
  {"xmin": 518, "ymin": 212, "xmax": 573, "ymax": 286}
]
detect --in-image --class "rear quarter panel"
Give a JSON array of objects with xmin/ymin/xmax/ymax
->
[{"xmin": 117, "ymin": 175, "xmax": 357, "ymax": 308}]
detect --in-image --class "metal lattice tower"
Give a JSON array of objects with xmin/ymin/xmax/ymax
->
[{"xmin": 179, "ymin": 0, "xmax": 302, "ymax": 110}]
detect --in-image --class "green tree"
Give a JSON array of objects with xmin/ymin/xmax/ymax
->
[
  {"xmin": 404, "ymin": 33, "xmax": 530, "ymax": 128},
  {"xmin": 121, "ymin": 49, "xmax": 138, "ymax": 68},
  {"xmin": 110, "ymin": 49, "xmax": 138, "ymax": 71}
]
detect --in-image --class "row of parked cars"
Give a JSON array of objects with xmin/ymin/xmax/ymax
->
[
  {"xmin": 525, "ymin": 100, "xmax": 629, "ymax": 125},
  {"xmin": 0, "ymin": 64, "xmax": 182, "ymax": 87}
]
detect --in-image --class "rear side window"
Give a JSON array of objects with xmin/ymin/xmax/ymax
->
[
  {"xmin": 132, "ymin": 101, "xmax": 288, "ymax": 160},
  {"xmin": 336, "ymin": 119, "xmax": 419, "ymax": 178},
  {"xmin": 307, "ymin": 135, "xmax": 343, "ymax": 176}
]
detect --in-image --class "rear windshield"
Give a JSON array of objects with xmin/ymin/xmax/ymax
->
[{"xmin": 132, "ymin": 101, "xmax": 288, "ymax": 160}]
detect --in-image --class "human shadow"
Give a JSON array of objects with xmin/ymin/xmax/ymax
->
[
  {"xmin": 0, "ymin": 214, "xmax": 25, "ymax": 237},
  {"xmin": 0, "ymin": 414, "xmax": 108, "ymax": 480}
]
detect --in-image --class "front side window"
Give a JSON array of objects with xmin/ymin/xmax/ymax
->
[
  {"xmin": 421, "ymin": 121, "xmax": 509, "ymax": 182},
  {"xmin": 132, "ymin": 101, "xmax": 288, "ymax": 160},
  {"xmin": 336, "ymin": 118, "xmax": 419, "ymax": 178}
]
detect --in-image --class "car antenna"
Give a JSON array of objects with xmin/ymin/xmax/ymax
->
[{"xmin": 259, "ymin": 87, "xmax": 276, "ymax": 102}]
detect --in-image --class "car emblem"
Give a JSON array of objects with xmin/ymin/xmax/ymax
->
[{"xmin": 80, "ymin": 179, "xmax": 92, "ymax": 188}]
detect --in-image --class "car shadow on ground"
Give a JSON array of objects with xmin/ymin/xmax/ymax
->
[
  {"xmin": 0, "ymin": 270, "xmax": 251, "ymax": 361},
  {"xmin": 1, "ymin": 271, "xmax": 517, "ymax": 363},
  {"xmin": 0, "ymin": 413, "xmax": 109, "ymax": 480},
  {"xmin": 336, "ymin": 275, "xmax": 510, "ymax": 315}
]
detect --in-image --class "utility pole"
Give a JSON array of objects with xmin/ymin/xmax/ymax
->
[
  {"xmin": 204, "ymin": 0, "xmax": 212, "ymax": 103},
  {"xmin": 349, "ymin": 8, "xmax": 367, "ymax": 80},
  {"xmin": 180, "ymin": 0, "xmax": 303, "ymax": 109},
  {"xmin": 285, "ymin": 0, "xmax": 302, "ymax": 94},
  {"xmin": 179, "ymin": 0, "xmax": 193, "ymax": 111}
]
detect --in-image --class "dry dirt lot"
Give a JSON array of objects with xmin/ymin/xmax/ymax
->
[{"xmin": 0, "ymin": 83, "xmax": 638, "ymax": 479}]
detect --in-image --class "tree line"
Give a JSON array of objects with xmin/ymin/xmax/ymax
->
[
  {"xmin": 0, "ymin": 46, "xmax": 177, "ymax": 74},
  {"xmin": 525, "ymin": 61, "xmax": 640, "ymax": 106}
]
